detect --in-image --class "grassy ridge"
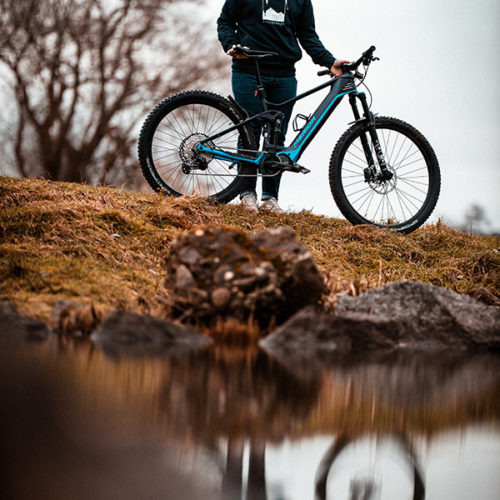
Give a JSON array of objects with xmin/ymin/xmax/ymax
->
[{"xmin": 1, "ymin": 176, "xmax": 498, "ymax": 324}]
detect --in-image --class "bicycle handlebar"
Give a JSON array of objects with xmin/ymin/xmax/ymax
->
[
  {"xmin": 343, "ymin": 45, "xmax": 377, "ymax": 71},
  {"xmin": 316, "ymin": 45, "xmax": 378, "ymax": 77}
]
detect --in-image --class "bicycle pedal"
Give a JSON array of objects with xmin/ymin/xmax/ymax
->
[
  {"xmin": 296, "ymin": 165, "xmax": 310, "ymax": 174},
  {"xmin": 283, "ymin": 163, "xmax": 310, "ymax": 174}
]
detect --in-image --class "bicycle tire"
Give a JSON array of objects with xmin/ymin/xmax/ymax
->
[
  {"xmin": 138, "ymin": 91, "xmax": 257, "ymax": 202},
  {"xmin": 330, "ymin": 116, "xmax": 440, "ymax": 234}
]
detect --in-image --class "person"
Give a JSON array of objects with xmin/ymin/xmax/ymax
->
[{"xmin": 217, "ymin": 0, "xmax": 348, "ymax": 213}]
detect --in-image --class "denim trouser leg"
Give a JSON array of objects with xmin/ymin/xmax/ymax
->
[{"xmin": 232, "ymin": 72, "xmax": 297, "ymax": 200}]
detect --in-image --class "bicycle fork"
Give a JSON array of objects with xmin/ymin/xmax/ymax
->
[{"xmin": 349, "ymin": 93, "xmax": 393, "ymax": 183}]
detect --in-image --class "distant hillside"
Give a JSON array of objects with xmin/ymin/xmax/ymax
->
[{"xmin": 1, "ymin": 176, "xmax": 498, "ymax": 324}]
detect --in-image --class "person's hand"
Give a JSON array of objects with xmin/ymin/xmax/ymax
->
[
  {"xmin": 227, "ymin": 44, "xmax": 250, "ymax": 59},
  {"xmin": 330, "ymin": 59, "xmax": 350, "ymax": 77}
]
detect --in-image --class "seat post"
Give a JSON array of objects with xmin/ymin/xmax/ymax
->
[{"xmin": 253, "ymin": 59, "xmax": 268, "ymax": 111}]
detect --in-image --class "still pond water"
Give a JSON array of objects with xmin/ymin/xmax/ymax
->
[{"xmin": 2, "ymin": 338, "xmax": 499, "ymax": 500}]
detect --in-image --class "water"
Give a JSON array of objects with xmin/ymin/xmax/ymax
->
[{"xmin": 1, "ymin": 338, "xmax": 499, "ymax": 500}]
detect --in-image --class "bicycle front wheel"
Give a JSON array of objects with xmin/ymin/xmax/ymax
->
[
  {"xmin": 330, "ymin": 117, "xmax": 440, "ymax": 233},
  {"xmin": 138, "ymin": 91, "xmax": 256, "ymax": 202}
]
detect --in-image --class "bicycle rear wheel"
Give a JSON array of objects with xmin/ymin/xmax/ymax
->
[
  {"xmin": 138, "ymin": 91, "xmax": 256, "ymax": 202},
  {"xmin": 330, "ymin": 117, "xmax": 440, "ymax": 233}
]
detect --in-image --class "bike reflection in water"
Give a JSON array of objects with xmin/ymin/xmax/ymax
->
[
  {"xmin": 156, "ymin": 348, "xmax": 498, "ymax": 500},
  {"xmin": 315, "ymin": 433, "xmax": 425, "ymax": 500},
  {"xmin": 221, "ymin": 433, "xmax": 426, "ymax": 500}
]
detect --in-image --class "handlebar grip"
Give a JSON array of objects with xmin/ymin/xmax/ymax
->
[
  {"xmin": 362, "ymin": 45, "xmax": 376, "ymax": 59},
  {"xmin": 317, "ymin": 69, "xmax": 331, "ymax": 76}
]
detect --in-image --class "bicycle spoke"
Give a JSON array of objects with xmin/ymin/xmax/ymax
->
[
  {"xmin": 346, "ymin": 148, "xmax": 368, "ymax": 165},
  {"xmin": 399, "ymin": 178, "xmax": 429, "ymax": 196},
  {"xmin": 343, "ymin": 158, "xmax": 366, "ymax": 170},
  {"xmin": 396, "ymin": 187, "xmax": 423, "ymax": 211},
  {"xmin": 398, "ymin": 169, "xmax": 427, "ymax": 182},
  {"xmin": 359, "ymin": 190, "xmax": 375, "ymax": 216},
  {"xmin": 343, "ymin": 179, "xmax": 365, "ymax": 188}
]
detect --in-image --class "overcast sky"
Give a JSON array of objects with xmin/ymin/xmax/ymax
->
[{"xmin": 209, "ymin": 0, "xmax": 500, "ymax": 230}]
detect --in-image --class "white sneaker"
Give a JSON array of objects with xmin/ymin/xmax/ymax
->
[
  {"xmin": 260, "ymin": 197, "xmax": 285, "ymax": 214},
  {"xmin": 240, "ymin": 193, "xmax": 258, "ymax": 212}
]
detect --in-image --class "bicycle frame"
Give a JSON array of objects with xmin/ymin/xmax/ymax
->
[{"xmin": 197, "ymin": 72, "xmax": 363, "ymax": 168}]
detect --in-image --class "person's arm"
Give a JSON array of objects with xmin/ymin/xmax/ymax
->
[
  {"xmin": 296, "ymin": 1, "xmax": 348, "ymax": 75},
  {"xmin": 217, "ymin": 0, "xmax": 241, "ymax": 53}
]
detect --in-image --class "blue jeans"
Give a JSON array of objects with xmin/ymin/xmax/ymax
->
[{"xmin": 232, "ymin": 72, "xmax": 297, "ymax": 200}]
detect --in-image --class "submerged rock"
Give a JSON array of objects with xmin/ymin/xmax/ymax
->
[
  {"xmin": 0, "ymin": 300, "xmax": 50, "ymax": 343},
  {"xmin": 165, "ymin": 226, "xmax": 325, "ymax": 327},
  {"xmin": 262, "ymin": 282, "xmax": 500, "ymax": 353},
  {"xmin": 92, "ymin": 310, "xmax": 211, "ymax": 357}
]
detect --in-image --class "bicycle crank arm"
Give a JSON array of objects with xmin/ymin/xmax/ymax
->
[{"xmin": 265, "ymin": 161, "xmax": 311, "ymax": 174}]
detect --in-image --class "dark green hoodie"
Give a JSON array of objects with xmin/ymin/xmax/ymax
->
[{"xmin": 217, "ymin": 0, "xmax": 336, "ymax": 76}]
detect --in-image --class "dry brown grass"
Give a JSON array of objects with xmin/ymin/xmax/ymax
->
[{"xmin": 1, "ymin": 176, "xmax": 498, "ymax": 325}]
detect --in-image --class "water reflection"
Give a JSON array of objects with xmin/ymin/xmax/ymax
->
[
  {"xmin": 2, "ymin": 337, "xmax": 499, "ymax": 499},
  {"xmin": 315, "ymin": 433, "xmax": 425, "ymax": 500},
  {"xmin": 157, "ymin": 346, "xmax": 321, "ymax": 441}
]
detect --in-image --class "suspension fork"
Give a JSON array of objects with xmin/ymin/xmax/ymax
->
[{"xmin": 349, "ymin": 93, "xmax": 392, "ymax": 181}]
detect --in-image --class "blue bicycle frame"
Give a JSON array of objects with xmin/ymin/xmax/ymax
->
[{"xmin": 196, "ymin": 72, "xmax": 359, "ymax": 170}]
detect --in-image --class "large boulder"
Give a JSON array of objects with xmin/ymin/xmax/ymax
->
[
  {"xmin": 165, "ymin": 226, "xmax": 325, "ymax": 327},
  {"xmin": 0, "ymin": 300, "xmax": 50, "ymax": 343},
  {"xmin": 336, "ymin": 281, "xmax": 500, "ymax": 350},
  {"xmin": 92, "ymin": 310, "xmax": 212, "ymax": 357},
  {"xmin": 261, "ymin": 282, "xmax": 500, "ymax": 353}
]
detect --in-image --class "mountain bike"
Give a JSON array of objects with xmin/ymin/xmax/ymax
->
[{"xmin": 138, "ymin": 46, "xmax": 440, "ymax": 234}]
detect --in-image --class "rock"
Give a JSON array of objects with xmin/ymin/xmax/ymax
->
[
  {"xmin": 250, "ymin": 227, "xmax": 325, "ymax": 312},
  {"xmin": 165, "ymin": 226, "xmax": 325, "ymax": 327},
  {"xmin": 260, "ymin": 306, "xmax": 399, "ymax": 353},
  {"xmin": 261, "ymin": 282, "xmax": 500, "ymax": 354},
  {"xmin": 336, "ymin": 281, "xmax": 500, "ymax": 350},
  {"xmin": 0, "ymin": 300, "xmax": 50, "ymax": 343},
  {"xmin": 54, "ymin": 300, "xmax": 104, "ymax": 336},
  {"xmin": 92, "ymin": 310, "xmax": 212, "ymax": 357},
  {"xmin": 211, "ymin": 287, "xmax": 231, "ymax": 310},
  {"xmin": 175, "ymin": 265, "xmax": 197, "ymax": 290}
]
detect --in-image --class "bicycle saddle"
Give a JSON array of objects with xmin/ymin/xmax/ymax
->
[{"xmin": 233, "ymin": 47, "xmax": 278, "ymax": 59}]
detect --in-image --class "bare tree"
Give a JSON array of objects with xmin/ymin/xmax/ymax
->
[
  {"xmin": 0, "ymin": 0, "xmax": 227, "ymax": 186},
  {"xmin": 461, "ymin": 203, "xmax": 491, "ymax": 234}
]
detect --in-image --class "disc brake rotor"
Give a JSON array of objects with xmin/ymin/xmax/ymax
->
[{"xmin": 369, "ymin": 165, "xmax": 397, "ymax": 194}]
